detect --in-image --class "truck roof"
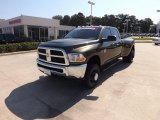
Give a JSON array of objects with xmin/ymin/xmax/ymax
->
[{"xmin": 77, "ymin": 26, "xmax": 117, "ymax": 29}]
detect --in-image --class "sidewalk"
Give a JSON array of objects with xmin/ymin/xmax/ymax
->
[{"xmin": 0, "ymin": 50, "xmax": 37, "ymax": 56}]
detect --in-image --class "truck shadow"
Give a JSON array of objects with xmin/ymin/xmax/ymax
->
[{"xmin": 5, "ymin": 60, "xmax": 131, "ymax": 120}]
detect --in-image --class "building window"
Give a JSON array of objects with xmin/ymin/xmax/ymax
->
[
  {"xmin": 28, "ymin": 26, "xmax": 48, "ymax": 41},
  {"xmin": 0, "ymin": 28, "xmax": 2, "ymax": 34},
  {"xmin": 2, "ymin": 27, "xmax": 12, "ymax": 34},
  {"xmin": 14, "ymin": 26, "xmax": 24, "ymax": 38},
  {"xmin": 40, "ymin": 27, "xmax": 48, "ymax": 41}
]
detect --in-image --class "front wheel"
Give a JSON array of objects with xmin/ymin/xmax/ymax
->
[
  {"xmin": 123, "ymin": 47, "xmax": 135, "ymax": 63},
  {"xmin": 83, "ymin": 64, "xmax": 100, "ymax": 88}
]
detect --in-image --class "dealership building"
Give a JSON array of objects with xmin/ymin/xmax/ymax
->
[{"xmin": 0, "ymin": 15, "xmax": 75, "ymax": 41}]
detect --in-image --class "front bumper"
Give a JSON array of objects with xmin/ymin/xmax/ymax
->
[{"xmin": 37, "ymin": 59, "xmax": 87, "ymax": 79}]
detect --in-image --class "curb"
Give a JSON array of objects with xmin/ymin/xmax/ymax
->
[
  {"xmin": 0, "ymin": 50, "xmax": 37, "ymax": 56},
  {"xmin": 135, "ymin": 40, "xmax": 153, "ymax": 43}
]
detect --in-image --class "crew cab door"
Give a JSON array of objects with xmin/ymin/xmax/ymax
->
[
  {"xmin": 100, "ymin": 27, "xmax": 118, "ymax": 64},
  {"xmin": 110, "ymin": 28, "xmax": 122, "ymax": 57}
]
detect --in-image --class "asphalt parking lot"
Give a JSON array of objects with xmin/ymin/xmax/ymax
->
[{"xmin": 0, "ymin": 43, "xmax": 160, "ymax": 120}]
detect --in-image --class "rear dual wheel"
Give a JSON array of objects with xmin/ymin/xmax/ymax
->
[{"xmin": 123, "ymin": 47, "xmax": 135, "ymax": 63}]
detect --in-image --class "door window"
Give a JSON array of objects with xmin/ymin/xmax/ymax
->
[
  {"xmin": 110, "ymin": 28, "xmax": 120, "ymax": 39},
  {"xmin": 101, "ymin": 28, "xmax": 112, "ymax": 39}
]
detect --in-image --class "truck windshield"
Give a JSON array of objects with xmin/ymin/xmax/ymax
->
[{"xmin": 64, "ymin": 27, "xmax": 101, "ymax": 40}]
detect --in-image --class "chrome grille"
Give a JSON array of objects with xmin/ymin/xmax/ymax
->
[{"xmin": 38, "ymin": 47, "xmax": 69, "ymax": 65}]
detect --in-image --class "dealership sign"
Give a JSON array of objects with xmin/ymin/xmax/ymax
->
[{"xmin": 9, "ymin": 19, "xmax": 21, "ymax": 25}]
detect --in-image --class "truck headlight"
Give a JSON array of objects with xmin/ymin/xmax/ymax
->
[{"xmin": 68, "ymin": 53, "xmax": 86, "ymax": 62}]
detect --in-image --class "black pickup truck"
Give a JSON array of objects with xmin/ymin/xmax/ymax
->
[{"xmin": 37, "ymin": 26, "xmax": 135, "ymax": 88}]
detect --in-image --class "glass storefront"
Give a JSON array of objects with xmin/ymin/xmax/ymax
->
[
  {"xmin": 14, "ymin": 26, "xmax": 24, "ymax": 37},
  {"xmin": 0, "ymin": 28, "xmax": 2, "ymax": 34},
  {"xmin": 28, "ymin": 26, "xmax": 48, "ymax": 41},
  {"xmin": 2, "ymin": 27, "xmax": 13, "ymax": 34}
]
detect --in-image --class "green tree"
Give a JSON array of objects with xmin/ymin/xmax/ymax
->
[
  {"xmin": 69, "ymin": 12, "xmax": 86, "ymax": 26},
  {"xmin": 52, "ymin": 15, "xmax": 63, "ymax": 24},
  {"xmin": 52, "ymin": 13, "xmax": 155, "ymax": 33},
  {"xmin": 101, "ymin": 14, "xmax": 109, "ymax": 26},
  {"xmin": 52, "ymin": 15, "xmax": 63, "ymax": 20},
  {"xmin": 92, "ymin": 17, "xmax": 102, "ymax": 25},
  {"xmin": 61, "ymin": 15, "xmax": 70, "ymax": 25}
]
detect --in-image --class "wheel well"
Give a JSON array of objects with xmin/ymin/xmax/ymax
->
[{"xmin": 87, "ymin": 55, "xmax": 100, "ymax": 66}]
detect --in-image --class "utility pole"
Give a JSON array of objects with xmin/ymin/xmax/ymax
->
[
  {"xmin": 88, "ymin": 1, "xmax": 95, "ymax": 25},
  {"xmin": 156, "ymin": 10, "xmax": 160, "ymax": 35},
  {"xmin": 125, "ymin": 16, "xmax": 130, "ymax": 33}
]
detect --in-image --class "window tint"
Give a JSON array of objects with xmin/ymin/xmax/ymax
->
[
  {"xmin": 101, "ymin": 28, "xmax": 111, "ymax": 39},
  {"xmin": 110, "ymin": 28, "xmax": 120, "ymax": 39}
]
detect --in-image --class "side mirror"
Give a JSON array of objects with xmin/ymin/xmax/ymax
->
[{"xmin": 107, "ymin": 35, "xmax": 116, "ymax": 41}]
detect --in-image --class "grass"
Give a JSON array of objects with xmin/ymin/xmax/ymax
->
[{"xmin": 132, "ymin": 37, "xmax": 156, "ymax": 40}]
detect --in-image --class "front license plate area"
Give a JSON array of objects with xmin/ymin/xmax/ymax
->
[{"xmin": 43, "ymin": 69, "xmax": 51, "ymax": 75}]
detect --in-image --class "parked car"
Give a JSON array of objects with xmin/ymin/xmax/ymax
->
[
  {"xmin": 155, "ymin": 33, "xmax": 160, "ymax": 37},
  {"xmin": 153, "ymin": 38, "xmax": 160, "ymax": 45},
  {"xmin": 37, "ymin": 26, "xmax": 135, "ymax": 88}
]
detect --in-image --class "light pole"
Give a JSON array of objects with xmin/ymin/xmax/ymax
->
[
  {"xmin": 125, "ymin": 16, "xmax": 130, "ymax": 33},
  {"xmin": 156, "ymin": 10, "xmax": 160, "ymax": 35},
  {"xmin": 123, "ymin": 23, "xmax": 126, "ymax": 34},
  {"xmin": 130, "ymin": 24, "xmax": 133, "ymax": 32},
  {"xmin": 88, "ymin": 1, "xmax": 95, "ymax": 25}
]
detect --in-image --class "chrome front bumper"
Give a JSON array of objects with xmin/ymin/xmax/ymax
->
[{"xmin": 37, "ymin": 59, "xmax": 87, "ymax": 79}]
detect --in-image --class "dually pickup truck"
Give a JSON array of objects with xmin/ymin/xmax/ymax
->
[{"xmin": 37, "ymin": 26, "xmax": 135, "ymax": 88}]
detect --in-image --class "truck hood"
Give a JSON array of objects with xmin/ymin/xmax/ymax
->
[{"xmin": 39, "ymin": 38, "xmax": 99, "ymax": 48}]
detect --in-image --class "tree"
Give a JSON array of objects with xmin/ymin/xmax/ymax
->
[
  {"xmin": 52, "ymin": 13, "xmax": 155, "ymax": 33},
  {"xmin": 92, "ymin": 17, "xmax": 102, "ymax": 25},
  {"xmin": 101, "ymin": 14, "xmax": 109, "ymax": 26},
  {"xmin": 52, "ymin": 15, "xmax": 63, "ymax": 20},
  {"xmin": 52, "ymin": 15, "xmax": 63, "ymax": 24},
  {"xmin": 149, "ymin": 24, "xmax": 156, "ymax": 33},
  {"xmin": 61, "ymin": 15, "xmax": 70, "ymax": 25},
  {"xmin": 69, "ymin": 12, "xmax": 86, "ymax": 26},
  {"xmin": 140, "ymin": 18, "xmax": 153, "ymax": 33}
]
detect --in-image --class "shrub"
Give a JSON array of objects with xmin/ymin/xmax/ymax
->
[{"xmin": 0, "ymin": 42, "xmax": 40, "ymax": 53}]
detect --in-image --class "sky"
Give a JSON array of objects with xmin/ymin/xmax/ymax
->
[{"xmin": 1, "ymin": 0, "xmax": 160, "ymax": 24}]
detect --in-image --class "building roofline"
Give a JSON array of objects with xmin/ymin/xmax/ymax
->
[{"xmin": 0, "ymin": 15, "xmax": 60, "ymax": 22}]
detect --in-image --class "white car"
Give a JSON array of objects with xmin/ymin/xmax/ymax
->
[{"xmin": 153, "ymin": 39, "xmax": 160, "ymax": 45}]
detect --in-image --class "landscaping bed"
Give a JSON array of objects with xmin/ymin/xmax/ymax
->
[{"xmin": 0, "ymin": 42, "xmax": 40, "ymax": 53}]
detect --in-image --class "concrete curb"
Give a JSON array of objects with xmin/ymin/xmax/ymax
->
[
  {"xmin": 0, "ymin": 50, "xmax": 37, "ymax": 56},
  {"xmin": 135, "ymin": 40, "xmax": 153, "ymax": 43}
]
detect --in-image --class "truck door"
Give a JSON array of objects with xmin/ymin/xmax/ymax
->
[
  {"xmin": 100, "ymin": 27, "xmax": 118, "ymax": 64},
  {"xmin": 110, "ymin": 28, "xmax": 122, "ymax": 57}
]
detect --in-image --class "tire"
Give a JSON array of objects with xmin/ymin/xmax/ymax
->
[
  {"xmin": 83, "ymin": 64, "xmax": 100, "ymax": 88},
  {"xmin": 155, "ymin": 43, "xmax": 158, "ymax": 45},
  {"xmin": 123, "ymin": 47, "xmax": 135, "ymax": 63}
]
